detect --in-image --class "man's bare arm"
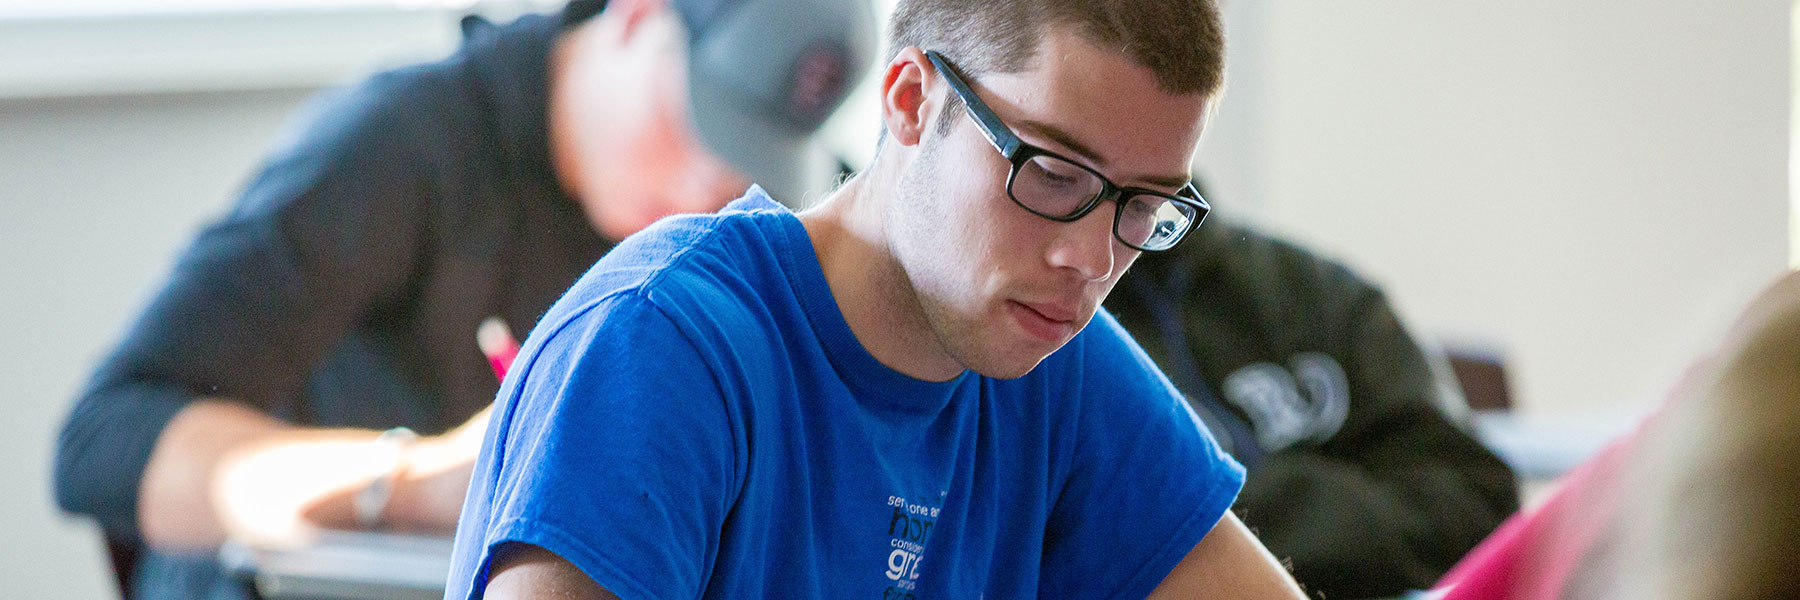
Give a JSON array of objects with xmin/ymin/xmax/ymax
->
[
  {"xmin": 486, "ymin": 544, "xmax": 622, "ymax": 600},
  {"xmin": 1149, "ymin": 511, "xmax": 1309, "ymax": 599},
  {"xmin": 478, "ymin": 499, "xmax": 1300, "ymax": 599},
  {"xmin": 137, "ymin": 399, "xmax": 488, "ymax": 550}
]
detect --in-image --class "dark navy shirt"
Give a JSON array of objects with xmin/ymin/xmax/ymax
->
[{"xmin": 55, "ymin": 10, "xmax": 609, "ymax": 599}]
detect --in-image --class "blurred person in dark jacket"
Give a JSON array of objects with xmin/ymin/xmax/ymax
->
[
  {"xmin": 1109, "ymin": 210, "xmax": 1520, "ymax": 599},
  {"xmin": 52, "ymin": 1, "xmax": 874, "ymax": 598}
]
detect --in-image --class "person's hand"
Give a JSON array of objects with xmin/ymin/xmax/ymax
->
[
  {"xmin": 384, "ymin": 406, "xmax": 493, "ymax": 532},
  {"xmin": 146, "ymin": 400, "xmax": 496, "ymax": 550},
  {"xmin": 276, "ymin": 406, "xmax": 492, "ymax": 538}
]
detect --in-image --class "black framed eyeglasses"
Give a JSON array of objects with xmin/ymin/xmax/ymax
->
[{"xmin": 924, "ymin": 50, "xmax": 1209, "ymax": 252}]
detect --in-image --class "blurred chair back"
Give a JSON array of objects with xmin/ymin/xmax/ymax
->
[{"xmin": 1445, "ymin": 346, "xmax": 1512, "ymax": 412}]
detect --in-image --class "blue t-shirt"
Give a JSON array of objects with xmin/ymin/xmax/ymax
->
[{"xmin": 446, "ymin": 189, "xmax": 1246, "ymax": 599}]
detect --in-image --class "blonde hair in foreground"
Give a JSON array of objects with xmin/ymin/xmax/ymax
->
[{"xmin": 1597, "ymin": 271, "xmax": 1800, "ymax": 600}]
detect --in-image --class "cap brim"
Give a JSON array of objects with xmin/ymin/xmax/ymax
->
[{"xmin": 688, "ymin": 66, "xmax": 812, "ymax": 205}]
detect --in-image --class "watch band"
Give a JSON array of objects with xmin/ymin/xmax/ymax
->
[{"xmin": 353, "ymin": 426, "xmax": 419, "ymax": 529}]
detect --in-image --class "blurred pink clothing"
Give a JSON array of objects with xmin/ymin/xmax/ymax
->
[
  {"xmin": 1436, "ymin": 373, "xmax": 1708, "ymax": 600},
  {"xmin": 1436, "ymin": 431, "xmax": 1633, "ymax": 600},
  {"xmin": 1437, "ymin": 270, "xmax": 1800, "ymax": 600}
]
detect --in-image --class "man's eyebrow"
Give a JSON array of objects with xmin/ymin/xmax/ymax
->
[
  {"xmin": 1014, "ymin": 117, "xmax": 1193, "ymax": 190},
  {"xmin": 1015, "ymin": 117, "xmax": 1106, "ymax": 167}
]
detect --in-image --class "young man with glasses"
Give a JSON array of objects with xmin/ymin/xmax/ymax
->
[{"xmin": 448, "ymin": 0, "xmax": 1308, "ymax": 597}]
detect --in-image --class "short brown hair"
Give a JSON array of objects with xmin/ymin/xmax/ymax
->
[
  {"xmin": 886, "ymin": 0, "xmax": 1224, "ymax": 139},
  {"xmin": 889, "ymin": 0, "xmax": 1226, "ymax": 96}
]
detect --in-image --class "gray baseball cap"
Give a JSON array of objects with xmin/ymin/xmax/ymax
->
[{"xmin": 674, "ymin": 0, "xmax": 876, "ymax": 201}]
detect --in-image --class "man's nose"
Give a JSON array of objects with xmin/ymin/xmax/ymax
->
[{"xmin": 1044, "ymin": 206, "xmax": 1116, "ymax": 282}]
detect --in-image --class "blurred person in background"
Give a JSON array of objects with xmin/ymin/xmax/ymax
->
[
  {"xmin": 1108, "ymin": 208, "xmax": 1520, "ymax": 599},
  {"xmin": 1433, "ymin": 269, "xmax": 1800, "ymax": 600},
  {"xmin": 52, "ymin": 0, "xmax": 873, "ymax": 597}
]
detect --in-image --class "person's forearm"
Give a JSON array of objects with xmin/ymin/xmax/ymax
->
[
  {"xmin": 487, "ymin": 544, "xmax": 624, "ymax": 600},
  {"xmin": 138, "ymin": 400, "xmax": 377, "ymax": 549},
  {"xmin": 1150, "ymin": 512, "xmax": 1307, "ymax": 599},
  {"xmin": 137, "ymin": 400, "xmax": 480, "ymax": 550}
]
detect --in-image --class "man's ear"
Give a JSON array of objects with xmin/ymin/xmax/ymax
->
[{"xmin": 881, "ymin": 47, "xmax": 937, "ymax": 148}]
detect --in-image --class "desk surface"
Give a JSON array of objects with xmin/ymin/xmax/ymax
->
[
  {"xmin": 221, "ymin": 529, "xmax": 452, "ymax": 600},
  {"xmin": 1470, "ymin": 410, "xmax": 1639, "ymax": 480},
  {"xmin": 217, "ymin": 413, "xmax": 1629, "ymax": 599}
]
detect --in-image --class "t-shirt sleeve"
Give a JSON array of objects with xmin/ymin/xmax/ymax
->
[
  {"xmin": 1040, "ymin": 310, "xmax": 1247, "ymax": 598},
  {"xmin": 448, "ymin": 292, "xmax": 739, "ymax": 600}
]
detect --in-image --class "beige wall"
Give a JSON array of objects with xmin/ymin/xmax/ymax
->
[
  {"xmin": 2, "ymin": 88, "xmax": 319, "ymax": 598},
  {"xmin": 1196, "ymin": 1, "xmax": 1790, "ymax": 418},
  {"xmin": 1, "ymin": 6, "xmax": 462, "ymax": 597}
]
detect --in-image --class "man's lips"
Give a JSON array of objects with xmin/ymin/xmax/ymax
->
[
  {"xmin": 1020, "ymin": 300, "xmax": 1078, "ymax": 323},
  {"xmin": 1008, "ymin": 300, "xmax": 1079, "ymax": 343}
]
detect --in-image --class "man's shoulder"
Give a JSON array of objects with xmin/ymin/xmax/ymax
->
[
  {"xmin": 250, "ymin": 61, "xmax": 476, "ymax": 189},
  {"xmin": 607, "ymin": 190, "xmax": 792, "ymax": 281},
  {"xmin": 263, "ymin": 13, "xmax": 560, "ymax": 166},
  {"xmin": 549, "ymin": 190, "xmax": 802, "ymax": 331}
]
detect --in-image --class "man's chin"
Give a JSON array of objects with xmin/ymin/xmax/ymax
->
[{"xmin": 960, "ymin": 347, "xmax": 1055, "ymax": 381}]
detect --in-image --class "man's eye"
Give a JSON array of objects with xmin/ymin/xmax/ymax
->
[
  {"xmin": 1028, "ymin": 157, "xmax": 1089, "ymax": 188},
  {"xmin": 1124, "ymin": 199, "xmax": 1157, "ymax": 218},
  {"xmin": 1041, "ymin": 170, "xmax": 1081, "ymax": 185}
]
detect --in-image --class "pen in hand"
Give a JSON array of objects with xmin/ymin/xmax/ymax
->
[{"xmin": 478, "ymin": 316, "xmax": 520, "ymax": 381}]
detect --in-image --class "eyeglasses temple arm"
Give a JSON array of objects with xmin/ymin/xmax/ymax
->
[{"xmin": 924, "ymin": 50, "xmax": 1021, "ymax": 159}]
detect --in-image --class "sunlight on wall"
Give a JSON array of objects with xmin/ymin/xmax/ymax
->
[{"xmin": 1791, "ymin": 1, "xmax": 1800, "ymax": 268}]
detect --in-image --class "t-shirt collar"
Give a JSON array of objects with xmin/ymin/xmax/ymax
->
[{"xmin": 744, "ymin": 188, "xmax": 973, "ymax": 415}]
